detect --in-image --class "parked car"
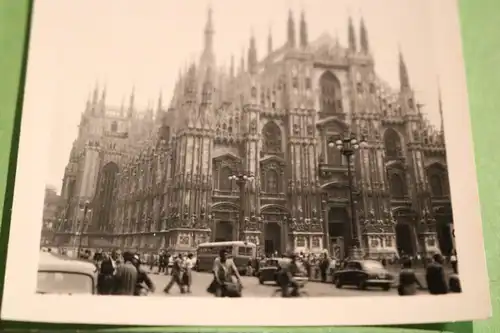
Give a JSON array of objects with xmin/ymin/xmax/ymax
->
[
  {"xmin": 257, "ymin": 257, "xmax": 307, "ymax": 285},
  {"xmin": 258, "ymin": 258, "xmax": 281, "ymax": 284},
  {"xmin": 37, "ymin": 252, "xmax": 98, "ymax": 295},
  {"xmin": 332, "ymin": 259, "xmax": 394, "ymax": 291}
]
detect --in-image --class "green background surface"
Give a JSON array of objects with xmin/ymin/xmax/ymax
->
[{"xmin": 0, "ymin": 0, "xmax": 497, "ymax": 332}]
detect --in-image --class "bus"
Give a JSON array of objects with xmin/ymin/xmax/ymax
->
[{"xmin": 196, "ymin": 241, "xmax": 257, "ymax": 274}]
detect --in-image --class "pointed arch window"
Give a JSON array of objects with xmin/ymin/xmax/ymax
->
[
  {"xmin": 389, "ymin": 172, "xmax": 406, "ymax": 198},
  {"xmin": 326, "ymin": 144, "xmax": 343, "ymax": 166},
  {"xmin": 262, "ymin": 122, "xmax": 282, "ymax": 154},
  {"xmin": 429, "ymin": 174, "xmax": 444, "ymax": 197},
  {"xmin": 94, "ymin": 162, "xmax": 119, "ymax": 232},
  {"xmin": 219, "ymin": 166, "xmax": 233, "ymax": 191},
  {"xmin": 427, "ymin": 165, "xmax": 449, "ymax": 197},
  {"xmin": 265, "ymin": 170, "xmax": 279, "ymax": 193},
  {"xmin": 384, "ymin": 128, "xmax": 403, "ymax": 159},
  {"xmin": 319, "ymin": 71, "xmax": 342, "ymax": 114}
]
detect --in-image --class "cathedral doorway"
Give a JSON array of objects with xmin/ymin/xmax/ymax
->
[
  {"xmin": 395, "ymin": 223, "xmax": 415, "ymax": 256},
  {"xmin": 215, "ymin": 221, "xmax": 233, "ymax": 242},
  {"xmin": 437, "ymin": 222, "xmax": 454, "ymax": 256},
  {"xmin": 264, "ymin": 222, "xmax": 281, "ymax": 255},
  {"xmin": 434, "ymin": 205, "xmax": 454, "ymax": 256},
  {"xmin": 328, "ymin": 207, "xmax": 350, "ymax": 255}
]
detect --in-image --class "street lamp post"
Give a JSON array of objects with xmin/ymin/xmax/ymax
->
[
  {"xmin": 76, "ymin": 200, "xmax": 92, "ymax": 258},
  {"xmin": 321, "ymin": 192, "xmax": 330, "ymax": 254},
  {"xmin": 328, "ymin": 133, "xmax": 366, "ymax": 258},
  {"xmin": 419, "ymin": 208, "xmax": 435, "ymax": 268},
  {"xmin": 228, "ymin": 172, "xmax": 255, "ymax": 241}
]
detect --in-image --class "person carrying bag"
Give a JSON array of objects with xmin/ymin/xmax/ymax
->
[{"xmin": 207, "ymin": 248, "xmax": 243, "ymax": 297}]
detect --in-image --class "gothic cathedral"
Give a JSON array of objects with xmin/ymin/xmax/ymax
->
[{"xmin": 55, "ymin": 9, "xmax": 453, "ymax": 259}]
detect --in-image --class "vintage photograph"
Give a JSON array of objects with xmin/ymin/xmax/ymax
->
[{"xmin": 1, "ymin": 0, "xmax": 490, "ymax": 327}]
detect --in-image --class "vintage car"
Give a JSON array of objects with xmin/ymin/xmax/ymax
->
[
  {"xmin": 332, "ymin": 259, "xmax": 394, "ymax": 291},
  {"xmin": 257, "ymin": 257, "xmax": 307, "ymax": 285},
  {"xmin": 37, "ymin": 252, "xmax": 98, "ymax": 295}
]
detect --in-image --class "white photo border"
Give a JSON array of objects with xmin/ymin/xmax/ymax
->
[{"xmin": 0, "ymin": 0, "xmax": 491, "ymax": 326}]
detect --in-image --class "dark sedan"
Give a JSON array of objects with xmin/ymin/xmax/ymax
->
[
  {"xmin": 332, "ymin": 259, "xmax": 394, "ymax": 291},
  {"xmin": 257, "ymin": 258, "xmax": 281, "ymax": 284}
]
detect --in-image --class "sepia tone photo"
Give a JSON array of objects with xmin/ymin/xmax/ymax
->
[{"xmin": 1, "ymin": 0, "xmax": 490, "ymax": 327}]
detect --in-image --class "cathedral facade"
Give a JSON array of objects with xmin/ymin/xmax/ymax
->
[{"xmin": 54, "ymin": 9, "xmax": 454, "ymax": 259}]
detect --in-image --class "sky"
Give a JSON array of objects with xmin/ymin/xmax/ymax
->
[{"xmin": 25, "ymin": 0, "xmax": 452, "ymax": 193}]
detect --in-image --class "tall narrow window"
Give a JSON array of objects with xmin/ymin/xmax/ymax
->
[
  {"xmin": 262, "ymin": 122, "xmax": 282, "ymax": 154},
  {"xmin": 219, "ymin": 166, "xmax": 233, "ymax": 191},
  {"xmin": 384, "ymin": 128, "xmax": 403, "ymax": 159},
  {"xmin": 266, "ymin": 170, "xmax": 279, "ymax": 193},
  {"xmin": 427, "ymin": 164, "xmax": 449, "ymax": 197},
  {"xmin": 326, "ymin": 144, "xmax": 343, "ymax": 166},
  {"xmin": 429, "ymin": 174, "xmax": 444, "ymax": 197},
  {"xmin": 389, "ymin": 172, "xmax": 406, "ymax": 198},
  {"xmin": 319, "ymin": 71, "xmax": 342, "ymax": 114},
  {"xmin": 94, "ymin": 162, "xmax": 119, "ymax": 232}
]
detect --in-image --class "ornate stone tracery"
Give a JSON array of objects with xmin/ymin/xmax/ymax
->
[
  {"xmin": 260, "ymin": 157, "xmax": 285, "ymax": 194},
  {"xmin": 262, "ymin": 121, "xmax": 282, "ymax": 155},
  {"xmin": 384, "ymin": 128, "xmax": 403, "ymax": 159},
  {"xmin": 319, "ymin": 71, "xmax": 342, "ymax": 114},
  {"xmin": 426, "ymin": 163, "xmax": 449, "ymax": 197}
]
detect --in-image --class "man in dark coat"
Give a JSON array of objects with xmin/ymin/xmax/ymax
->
[
  {"xmin": 425, "ymin": 253, "xmax": 449, "ymax": 295},
  {"xmin": 113, "ymin": 251, "xmax": 138, "ymax": 295},
  {"xmin": 163, "ymin": 254, "xmax": 185, "ymax": 294}
]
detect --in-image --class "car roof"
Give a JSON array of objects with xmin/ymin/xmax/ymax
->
[{"xmin": 38, "ymin": 252, "xmax": 97, "ymax": 276}]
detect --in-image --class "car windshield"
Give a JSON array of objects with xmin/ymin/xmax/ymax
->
[
  {"xmin": 362, "ymin": 261, "xmax": 385, "ymax": 270},
  {"xmin": 37, "ymin": 271, "xmax": 93, "ymax": 295}
]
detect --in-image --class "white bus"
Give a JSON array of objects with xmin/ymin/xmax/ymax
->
[{"xmin": 196, "ymin": 241, "xmax": 257, "ymax": 274}]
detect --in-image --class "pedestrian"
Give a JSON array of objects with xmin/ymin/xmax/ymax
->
[
  {"xmin": 131, "ymin": 254, "xmax": 155, "ymax": 296},
  {"xmin": 97, "ymin": 252, "xmax": 116, "ymax": 295},
  {"xmin": 113, "ymin": 251, "xmax": 138, "ymax": 295},
  {"xmin": 246, "ymin": 259, "xmax": 254, "ymax": 276},
  {"xmin": 163, "ymin": 253, "xmax": 171, "ymax": 275},
  {"xmin": 425, "ymin": 253, "xmax": 449, "ymax": 295},
  {"xmin": 183, "ymin": 253, "xmax": 195, "ymax": 293},
  {"xmin": 207, "ymin": 248, "xmax": 243, "ymax": 297},
  {"xmin": 398, "ymin": 259, "xmax": 423, "ymax": 296},
  {"xmin": 163, "ymin": 254, "xmax": 185, "ymax": 294},
  {"xmin": 319, "ymin": 253, "xmax": 329, "ymax": 282},
  {"xmin": 157, "ymin": 251, "xmax": 165, "ymax": 274}
]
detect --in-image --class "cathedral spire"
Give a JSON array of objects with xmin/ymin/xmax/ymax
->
[
  {"xmin": 92, "ymin": 82, "xmax": 99, "ymax": 105},
  {"xmin": 200, "ymin": 5, "xmax": 215, "ymax": 67},
  {"xmin": 438, "ymin": 80, "xmax": 444, "ymax": 133},
  {"xmin": 156, "ymin": 90, "xmax": 163, "ymax": 120},
  {"xmin": 348, "ymin": 16, "xmax": 357, "ymax": 52},
  {"xmin": 240, "ymin": 48, "xmax": 245, "ymax": 73},
  {"xmin": 248, "ymin": 31, "xmax": 258, "ymax": 74},
  {"xmin": 267, "ymin": 26, "xmax": 273, "ymax": 54},
  {"xmin": 184, "ymin": 63, "xmax": 197, "ymax": 104},
  {"xmin": 360, "ymin": 17, "xmax": 369, "ymax": 53},
  {"xmin": 99, "ymin": 83, "xmax": 107, "ymax": 114},
  {"xmin": 399, "ymin": 47, "xmax": 410, "ymax": 90},
  {"xmin": 204, "ymin": 5, "xmax": 214, "ymax": 54},
  {"xmin": 201, "ymin": 66, "xmax": 213, "ymax": 109},
  {"xmin": 230, "ymin": 54, "xmax": 235, "ymax": 78},
  {"xmin": 299, "ymin": 10, "xmax": 308, "ymax": 48},
  {"xmin": 128, "ymin": 86, "xmax": 135, "ymax": 117},
  {"xmin": 287, "ymin": 9, "xmax": 296, "ymax": 48}
]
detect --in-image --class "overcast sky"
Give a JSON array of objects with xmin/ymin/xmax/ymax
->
[{"xmin": 25, "ymin": 0, "xmax": 455, "ymax": 193}]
